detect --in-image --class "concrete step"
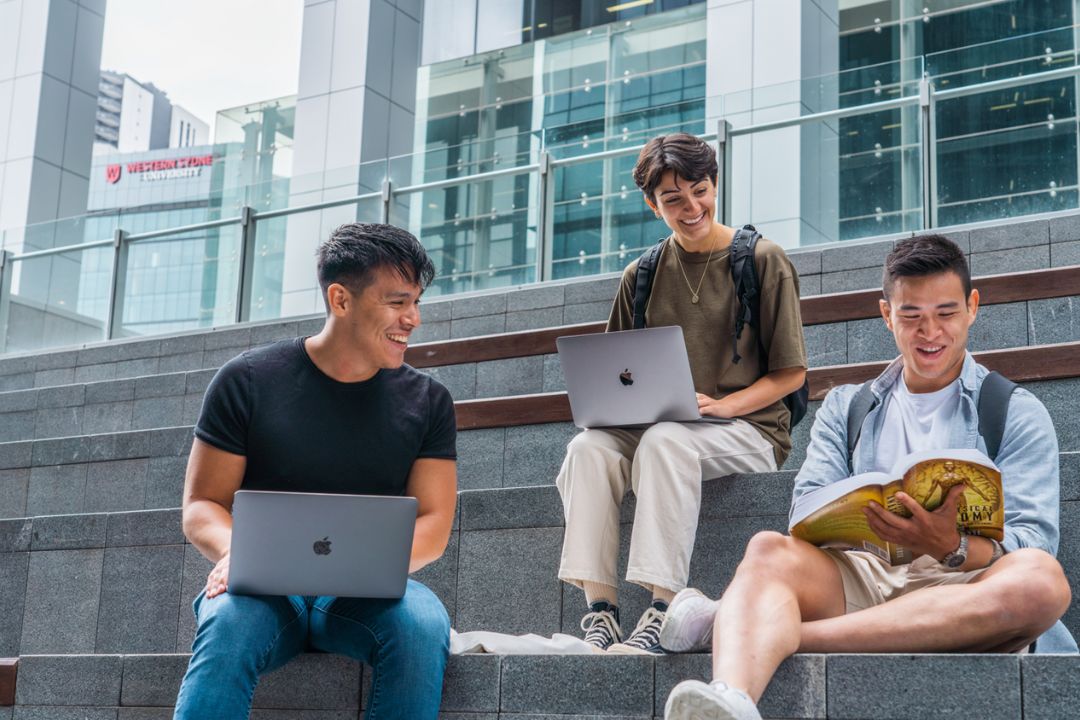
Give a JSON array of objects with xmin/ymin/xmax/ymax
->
[
  {"xmin": 2, "ymin": 461, "xmax": 1079, "ymax": 658},
  {"xmin": 6, "ymin": 650, "xmax": 1079, "ymax": 719}
]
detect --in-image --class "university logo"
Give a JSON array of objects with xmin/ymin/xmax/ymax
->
[{"xmin": 105, "ymin": 164, "xmax": 122, "ymax": 184}]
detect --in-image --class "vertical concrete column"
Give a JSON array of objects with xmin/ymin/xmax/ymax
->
[
  {"xmin": 705, "ymin": 0, "xmax": 838, "ymax": 249},
  {"xmin": 283, "ymin": 0, "xmax": 422, "ymax": 316}
]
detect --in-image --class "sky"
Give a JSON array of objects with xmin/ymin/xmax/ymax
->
[{"xmin": 100, "ymin": 0, "xmax": 304, "ymax": 141}]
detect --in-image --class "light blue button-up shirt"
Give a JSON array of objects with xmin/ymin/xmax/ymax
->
[{"xmin": 790, "ymin": 351, "xmax": 1075, "ymax": 652}]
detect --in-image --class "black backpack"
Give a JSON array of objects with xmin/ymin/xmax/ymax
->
[
  {"xmin": 844, "ymin": 370, "xmax": 1019, "ymax": 468},
  {"xmin": 630, "ymin": 224, "xmax": 811, "ymax": 427}
]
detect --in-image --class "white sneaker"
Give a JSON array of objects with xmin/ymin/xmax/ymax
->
[
  {"xmin": 664, "ymin": 680, "xmax": 762, "ymax": 720},
  {"xmin": 659, "ymin": 588, "xmax": 718, "ymax": 653}
]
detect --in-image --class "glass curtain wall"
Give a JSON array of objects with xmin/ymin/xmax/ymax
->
[{"xmin": 839, "ymin": 0, "xmax": 1077, "ymax": 233}]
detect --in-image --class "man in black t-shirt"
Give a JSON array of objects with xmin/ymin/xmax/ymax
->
[{"xmin": 173, "ymin": 224, "xmax": 457, "ymax": 720}]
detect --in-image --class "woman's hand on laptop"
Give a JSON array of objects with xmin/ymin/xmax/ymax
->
[
  {"xmin": 697, "ymin": 393, "xmax": 735, "ymax": 419},
  {"xmin": 204, "ymin": 552, "xmax": 231, "ymax": 599}
]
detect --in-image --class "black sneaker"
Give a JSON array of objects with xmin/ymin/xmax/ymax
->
[
  {"xmin": 580, "ymin": 601, "xmax": 622, "ymax": 651},
  {"xmin": 608, "ymin": 601, "xmax": 667, "ymax": 655}
]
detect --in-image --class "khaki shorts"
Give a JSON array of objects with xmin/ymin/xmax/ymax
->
[{"xmin": 823, "ymin": 549, "xmax": 989, "ymax": 613}]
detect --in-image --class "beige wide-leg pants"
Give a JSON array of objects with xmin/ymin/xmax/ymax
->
[{"xmin": 556, "ymin": 420, "xmax": 776, "ymax": 594}]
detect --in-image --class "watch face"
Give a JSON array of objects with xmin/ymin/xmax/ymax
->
[{"xmin": 945, "ymin": 553, "xmax": 967, "ymax": 569}]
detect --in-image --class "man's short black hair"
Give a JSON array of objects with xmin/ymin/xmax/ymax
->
[
  {"xmin": 316, "ymin": 223, "xmax": 435, "ymax": 307},
  {"xmin": 883, "ymin": 234, "xmax": 971, "ymax": 301},
  {"xmin": 632, "ymin": 132, "xmax": 718, "ymax": 202}
]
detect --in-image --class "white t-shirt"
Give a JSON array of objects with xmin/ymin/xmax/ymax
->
[{"xmin": 872, "ymin": 374, "xmax": 962, "ymax": 473}]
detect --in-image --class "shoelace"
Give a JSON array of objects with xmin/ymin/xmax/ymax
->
[
  {"xmin": 622, "ymin": 606, "xmax": 665, "ymax": 649},
  {"xmin": 580, "ymin": 609, "xmax": 621, "ymax": 646}
]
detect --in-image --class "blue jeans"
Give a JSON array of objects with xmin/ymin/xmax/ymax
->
[{"xmin": 173, "ymin": 579, "xmax": 450, "ymax": 719}]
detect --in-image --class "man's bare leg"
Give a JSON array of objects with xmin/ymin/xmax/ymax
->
[
  {"xmin": 798, "ymin": 548, "xmax": 1070, "ymax": 654},
  {"xmin": 712, "ymin": 532, "xmax": 847, "ymax": 702}
]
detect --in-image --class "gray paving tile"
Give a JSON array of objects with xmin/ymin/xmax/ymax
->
[
  {"xmin": 161, "ymin": 334, "xmax": 206, "ymax": 356},
  {"xmin": 541, "ymin": 355, "xmax": 565, "ymax": 393},
  {"xmin": 456, "ymin": 527, "xmax": 562, "ymax": 635},
  {"xmin": 505, "ymin": 307, "xmax": 564, "ymax": 333},
  {"xmin": 0, "ymin": 372, "xmax": 35, "ymax": 391},
  {"xmin": 26, "ymin": 464, "xmax": 88, "ymax": 516},
  {"xmin": 113, "ymin": 357, "xmax": 160, "ymax": 378},
  {"xmin": 457, "ymin": 428, "xmax": 505, "ymax": 491},
  {"xmin": 34, "ymin": 368, "xmax": 75, "ymax": 387},
  {"xmin": 0, "ymin": 518, "xmax": 32, "ymax": 552},
  {"xmin": 146, "ymin": 456, "xmax": 187, "ymax": 509},
  {"xmin": 37, "ymin": 384, "xmax": 85, "ymax": 409},
  {"xmin": 820, "ymin": 266, "xmax": 883, "ymax": 294},
  {"xmin": 0, "ymin": 411, "xmax": 37, "ymax": 442},
  {"xmin": 74, "ymin": 362, "xmax": 118, "ymax": 383},
  {"xmin": 176, "ymin": 544, "xmax": 213, "ymax": 651},
  {"xmin": 826, "ymin": 654, "xmax": 1020, "ymax": 719},
  {"xmin": 250, "ymin": 321, "xmax": 299, "ymax": 345},
  {"xmin": 118, "ymin": 711, "xmax": 172, "ymax": 720},
  {"xmin": 132, "ymin": 396, "xmax": 186, "ymax": 430},
  {"xmin": 35, "ymin": 406, "xmax": 84, "ymax": 439},
  {"xmin": 107, "ymin": 509, "xmax": 184, "ymax": 546},
  {"xmin": 413, "ymin": 531, "xmax": 458, "ymax": 621},
  {"xmin": 87, "ymin": 429, "xmax": 149, "ymax": 463},
  {"xmin": 35, "ymin": 351, "xmax": 79, "ymax": 372},
  {"xmin": 14, "ymin": 655, "xmax": 123, "ymax": 706},
  {"xmin": 970, "ymin": 218, "xmax": 1049, "ymax": 253},
  {"xmin": 0, "ymin": 356, "xmax": 36, "ymax": 376},
  {"xmin": 84, "ymin": 458, "xmax": 148, "ymax": 513},
  {"xmin": 1026, "ymin": 378, "xmax": 1080, "ymax": 452},
  {"xmin": 0, "ymin": 551, "xmax": 28, "ymax": 654},
  {"xmin": 503, "ymin": 423, "xmax": 577, "ymax": 487},
  {"xmin": 564, "ymin": 276, "xmax": 620, "ymax": 304},
  {"xmin": 788, "ymin": 247, "xmax": 822, "ymax": 276},
  {"xmin": 459, "ymin": 486, "xmax": 563, "ymax": 531},
  {"xmin": 184, "ymin": 369, "xmax": 217, "ymax": 396},
  {"xmin": 412, "ymin": 320, "xmax": 451, "ymax": 343},
  {"xmin": 969, "ymin": 302, "xmax": 1028, "ymax": 352},
  {"xmin": 13, "ymin": 705, "xmax": 119, "ymax": 719},
  {"xmin": 804, "ymin": 322, "xmax": 847, "ymax": 368},
  {"xmin": 20, "ymin": 548, "xmax": 105, "ymax": 653},
  {"xmin": 1051, "ymin": 239, "xmax": 1080, "ymax": 267},
  {"xmin": 119, "ymin": 653, "xmax": 188, "ymax": 707},
  {"xmin": 475, "ymin": 356, "xmax": 544, "ymax": 398},
  {"xmin": 0, "ymin": 467, "xmax": 29, "ymax": 518},
  {"xmin": 423, "ymin": 363, "xmax": 477, "ymax": 401},
  {"xmin": 181, "ymin": 394, "xmax": 203, "ymax": 425},
  {"xmin": 204, "ymin": 346, "xmax": 246, "ymax": 367},
  {"xmin": 31, "ymin": 436, "xmax": 91, "ymax": 466},
  {"xmin": 846, "ymin": 317, "xmax": 896, "ymax": 364},
  {"xmin": 0, "ymin": 441, "xmax": 32, "ymax": 470},
  {"xmin": 970, "ymin": 245, "xmax": 1050, "ymax": 276},
  {"xmin": 149, "ymin": 427, "xmax": 195, "ymax": 457},
  {"xmin": 821, "ymin": 238, "xmax": 893, "ymax": 273},
  {"xmin": 499, "ymin": 655, "xmax": 653, "ymax": 715},
  {"xmin": 451, "ymin": 315, "xmax": 506, "ymax": 339},
  {"xmin": 134, "ymin": 373, "xmax": 187, "ymax": 399},
  {"xmin": 1050, "ymin": 214, "xmax": 1080, "ymax": 244},
  {"xmin": 452, "ymin": 293, "xmax": 508, "ymax": 320},
  {"xmin": 507, "ymin": 284, "xmax": 565, "ymax": 312},
  {"xmin": 82, "ymin": 401, "xmax": 134, "ymax": 435},
  {"xmin": 419, "ymin": 299, "xmax": 452, "ymax": 324},
  {"xmin": 1029, "ymin": 296, "xmax": 1080, "ymax": 345},
  {"xmin": 785, "ymin": 399, "xmax": 822, "ymax": 470},
  {"xmin": 438, "ymin": 654, "xmax": 500, "ymax": 713},
  {"xmin": 1062, "ymin": 453, "xmax": 1079, "ymax": 501},
  {"xmin": 296, "ymin": 317, "xmax": 324, "ymax": 336},
  {"xmin": 562, "ymin": 300, "xmax": 611, "ymax": 325},
  {"xmin": 799, "ymin": 273, "xmax": 822, "ymax": 296},
  {"xmin": 204, "ymin": 327, "xmax": 252, "ymax": 351},
  {"xmin": 252, "ymin": 654, "xmax": 361, "ymax": 709},
  {"xmin": 96, "ymin": 544, "xmax": 185, "ymax": 652},
  {"xmin": 30, "ymin": 512, "xmax": 107, "ymax": 550},
  {"xmin": 158, "ymin": 351, "xmax": 206, "ymax": 373},
  {"xmin": 1021, "ymin": 655, "xmax": 1080, "ymax": 720},
  {"xmin": 1, "ymin": 389, "xmax": 39, "ymax": 412}
]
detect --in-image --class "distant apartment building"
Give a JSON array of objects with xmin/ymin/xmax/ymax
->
[{"xmin": 93, "ymin": 70, "xmax": 209, "ymax": 155}]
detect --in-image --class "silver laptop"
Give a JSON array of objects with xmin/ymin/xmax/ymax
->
[
  {"xmin": 556, "ymin": 326, "xmax": 734, "ymax": 429},
  {"xmin": 228, "ymin": 490, "xmax": 417, "ymax": 598}
]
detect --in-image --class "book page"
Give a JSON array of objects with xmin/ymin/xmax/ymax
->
[{"xmin": 789, "ymin": 472, "xmax": 893, "ymax": 527}]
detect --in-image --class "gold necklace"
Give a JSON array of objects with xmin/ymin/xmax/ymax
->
[{"xmin": 672, "ymin": 237, "xmax": 719, "ymax": 304}]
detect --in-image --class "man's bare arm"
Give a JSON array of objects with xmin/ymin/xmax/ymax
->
[
  {"xmin": 183, "ymin": 438, "xmax": 246, "ymax": 596},
  {"xmin": 404, "ymin": 457, "xmax": 457, "ymax": 573}
]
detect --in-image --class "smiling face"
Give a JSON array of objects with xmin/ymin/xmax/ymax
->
[
  {"xmin": 646, "ymin": 170, "xmax": 718, "ymax": 247},
  {"xmin": 880, "ymin": 270, "xmax": 979, "ymax": 393},
  {"xmin": 328, "ymin": 265, "xmax": 422, "ymax": 376}
]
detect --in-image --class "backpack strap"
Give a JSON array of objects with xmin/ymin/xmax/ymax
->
[
  {"xmin": 729, "ymin": 225, "xmax": 760, "ymax": 364},
  {"xmin": 978, "ymin": 371, "xmax": 1019, "ymax": 460},
  {"xmin": 631, "ymin": 239, "xmax": 667, "ymax": 330},
  {"xmin": 846, "ymin": 379, "xmax": 878, "ymax": 470}
]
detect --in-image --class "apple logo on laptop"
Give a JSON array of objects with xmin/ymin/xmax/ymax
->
[
  {"xmin": 313, "ymin": 537, "xmax": 332, "ymax": 555},
  {"xmin": 619, "ymin": 369, "xmax": 634, "ymax": 386}
]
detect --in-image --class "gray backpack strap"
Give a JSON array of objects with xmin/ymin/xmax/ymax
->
[
  {"xmin": 846, "ymin": 380, "xmax": 878, "ymax": 471},
  {"xmin": 978, "ymin": 371, "xmax": 1019, "ymax": 460}
]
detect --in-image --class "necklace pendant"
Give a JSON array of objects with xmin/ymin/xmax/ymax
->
[{"xmin": 691, "ymin": 294, "xmax": 699, "ymax": 304}]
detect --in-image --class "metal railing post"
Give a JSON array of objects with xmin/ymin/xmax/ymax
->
[
  {"xmin": 919, "ymin": 78, "xmax": 938, "ymax": 230},
  {"xmin": 0, "ymin": 251, "xmax": 13, "ymax": 353},
  {"xmin": 235, "ymin": 206, "xmax": 256, "ymax": 324},
  {"xmin": 537, "ymin": 151, "xmax": 553, "ymax": 282},
  {"xmin": 716, "ymin": 119, "xmax": 733, "ymax": 226},
  {"xmin": 105, "ymin": 229, "xmax": 128, "ymax": 340},
  {"xmin": 381, "ymin": 179, "xmax": 392, "ymax": 224}
]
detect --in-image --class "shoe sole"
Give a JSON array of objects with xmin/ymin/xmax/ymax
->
[
  {"xmin": 660, "ymin": 589, "xmax": 717, "ymax": 653},
  {"xmin": 665, "ymin": 683, "xmax": 743, "ymax": 720},
  {"xmin": 606, "ymin": 642, "xmax": 663, "ymax": 656}
]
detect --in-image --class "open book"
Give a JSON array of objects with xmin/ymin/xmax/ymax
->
[{"xmin": 789, "ymin": 448, "xmax": 1004, "ymax": 565}]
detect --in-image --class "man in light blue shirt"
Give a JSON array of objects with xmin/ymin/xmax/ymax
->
[{"xmin": 660, "ymin": 234, "xmax": 1074, "ymax": 720}]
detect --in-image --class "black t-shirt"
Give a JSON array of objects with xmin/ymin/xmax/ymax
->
[{"xmin": 195, "ymin": 338, "xmax": 456, "ymax": 496}]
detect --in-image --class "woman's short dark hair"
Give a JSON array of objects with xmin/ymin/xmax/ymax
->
[
  {"xmin": 882, "ymin": 234, "xmax": 971, "ymax": 300},
  {"xmin": 632, "ymin": 133, "xmax": 718, "ymax": 202},
  {"xmin": 316, "ymin": 223, "xmax": 435, "ymax": 305}
]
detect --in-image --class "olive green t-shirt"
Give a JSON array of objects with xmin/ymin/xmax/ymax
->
[{"xmin": 607, "ymin": 235, "xmax": 807, "ymax": 466}]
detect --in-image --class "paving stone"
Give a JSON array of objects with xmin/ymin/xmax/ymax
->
[
  {"xmin": 970, "ymin": 218, "xmax": 1049, "ymax": 253},
  {"xmin": 475, "ymin": 356, "xmax": 544, "ymax": 398},
  {"xmin": 542, "ymin": 354, "xmax": 564, "ymax": 393},
  {"xmin": 251, "ymin": 712, "xmax": 355, "ymax": 720},
  {"xmin": 181, "ymin": 394, "xmax": 203, "ymax": 425},
  {"xmin": 14, "ymin": 655, "xmax": 122, "ymax": 706},
  {"xmin": 0, "ymin": 468, "xmax": 29, "ymax": 518},
  {"xmin": 507, "ymin": 285, "xmax": 565, "ymax": 313},
  {"xmin": 0, "ymin": 551, "xmax": 28, "ymax": 654},
  {"xmin": 75, "ymin": 362, "xmax": 118, "ymax": 383},
  {"xmin": 1021, "ymin": 655, "xmax": 1080, "ymax": 720},
  {"xmin": 969, "ymin": 302, "xmax": 1028, "ymax": 352},
  {"xmin": 423, "ymin": 363, "xmax": 477, "ymax": 401},
  {"xmin": 970, "ymin": 245, "xmax": 1050, "ymax": 276},
  {"xmin": 160, "ymin": 334, "xmax": 205, "ymax": 356},
  {"xmin": 1055, "ymin": 502, "xmax": 1080, "ymax": 637},
  {"xmin": 204, "ymin": 327, "xmax": 252, "ymax": 351},
  {"xmin": 820, "ymin": 266, "xmax": 883, "ymax": 293},
  {"xmin": 0, "ymin": 389, "xmax": 39, "ymax": 413},
  {"xmin": 0, "ymin": 518, "xmax": 32, "ymax": 552},
  {"xmin": 107, "ymin": 509, "xmax": 184, "ymax": 546},
  {"xmin": 785, "ymin": 400, "xmax": 822, "ymax": 470},
  {"xmin": 30, "ymin": 513, "xmax": 107, "ymax": 550},
  {"xmin": 296, "ymin": 317, "xmax": 324, "ymax": 336},
  {"xmin": 0, "ymin": 356, "xmax": 36, "ymax": 376},
  {"xmin": 788, "ymin": 247, "xmax": 822, "ymax": 276},
  {"xmin": 654, "ymin": 653, "xmax": 826, "ymax": 719},
  {"xmin": 37, "ymin": 384, "xmax": 85, "ymax": 409},
  {"xmin": 20, "ymin": 548, "xmax": 105, "ymax": 653},
  {"xmin": 564, "ymin": 276, "xmax": 620, "ymax": 305},
  {"xmin": 1061, "ymin": 453, "xmax": 1079, "ymax": 501},
  {"xmin": 499, "ymin": 655, "xmax": 653, "ymax": 715},
  {"xmin": 419, "ymin": 300, "xmax": 452, "ymax": 324},
  {"xmin": 34, "ymin": 368, "xmax": 75, "ymax": 387},
  {"xmin": 117, "ymin": 712, "xmax": 171, "ymax": 720},
  {"xmin": 0, "ymin": 411, "xmax": 37, "ymax": 442},
  {"xmin": 698, "ymin": 471, "xmax": 798, "ymax": 520},
  {"xmin": 412, "ymin": 320, "xmax": 451, "ymax": 343},
  {"xmin": 804, "ymin": 322, "xmax": 847, "ymax": 367},
  {"xmin": 438, "ymin": 654, "xmax": 500, "ymax": 713},
  {"xmin": 457, "ymin": 428, "xmax": 505, "ymax": 491},
  {"xmin": 119, "ymin": 652, "xmax": 187, "ymax": 706},
  {"xmin": 26, "ymin": 464, "xmax": 88, "ymax": 516},
  {"xmin": 35, "ymin": 351, "xmax": 79, "ymax": 372},
  {"xmin": 35, "ymin": 406, "xmax": 84, "ymax": 439},
  {"xmin": 252, "ymin": 654, "xmax": 361, "ymax": 709},
  {"xmin": 13, "ymin": 705, "xmax": 119, "ymax": 719},
  {"xmin": 82, "ymin": 401, "xmax": 134, "ymax": 435},
  {"xmin": 826, "ymin": 654, "xmax": 1020, "ymax": 719},
  {"xmin": 456, "ymin": 527, "xmax": 562, "ymax": 635},
  {"xmin": 84, "ymin": 458, "xmax": 148, "ymax": 513},
  {"xmin": 1029, "ymin": 296, "xmax": 1080, "ymax": 345},
  {"xmin": 821, "ymin": 238, "xmax": 894, "ymax": 273},
  {"xmin": 459, "ymin": 486, "xmax": 564, "ymax": 531},
  {"xmin": 562, "ymin": 300, "xmax": 611, "ymax": 325},
  {"xmin": 413, "ymin": 531, "xmax": 459, "ymax": 621},
  {"xmin": 158, "ymin": 351, "xmax": 206, "ymax": 373},
  {"xmin": 135, "ymin": 373, "xmax": 187, "ymax": 399},
  {"xmin": 113, "ymin": 357, "xmax": 160, "ymax": 378},
  {"xmin": 145, "ymin": 456, "xmax": 187, "ymax": 509},
  {"xmin": 1049, "ymin": 214, "xmax": 1080, "ymax": 244},
  {"xmin": 0, "ymin": 372, "xmax": 34, "ymax": 391},
  {"xmin": 250, "ymin": 321, "xmax": 299, "ymax": 346},
  {"xmin": 0, "ymin": 441, "xmax": 32, "ymax": 470},
  {"xmin": 96, "ymin": 544, "xmax": 185, "ymax": 653},
  {"xmin": 1051, "ymin": 239, "xmax": 1080, "ymax": 267},
  {"xmin": 502, "ymin": 423, "xmax": 577, "ymax": 487},
  {"xmin": 31, "ymin": 436, "xmax": 92, "ymax": 466},
  {"xmin": 176, "ymin": 544, "xmax": 213, "ymax": 651},
  {"xmin": 846, "ymin": 317, "xmax": 895, "ymax": 363},
  {"xmin": 149, "ymin": 427, "xmax": 194, "ymax": 457},
  {"xmin": 184, "ymin": 369, "xmax": 217, "ymax": 396},
  {"xmin": 79, "ymin": 339, "xmax": 160, "ymax": 365},
  {"xmin": 451, "ymin": 315, "xmax": 506, "ymax": 339},
  {"xmin": 800, "ymin": 273, "xmax": 822, "ymax": 296},
  {"xmin": 132, "ymin": 397, "xmax": 186, "ymax": 430},
  {"xmin": 88, "ymin": 430, "xmax": 149, "ymax": 463},
  {"xmin": 452, "ymin": 293, "xmax": 508, "ymax": 320},
  {"xmin": 1025, "ymin": 378, "xmax": 1080, "ymax": 452},
  {"xmin": 505, "ymin": 307, "xmax": 565, "ymax": 333}
]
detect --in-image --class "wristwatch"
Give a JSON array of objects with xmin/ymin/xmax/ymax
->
[
  {"xmin": 988, "ymin": 538, "xmax": 1006, "ymax": 565},
  {"xmin": 942, "ymin": 534, "xmax": 969, "ymax": 569}
]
